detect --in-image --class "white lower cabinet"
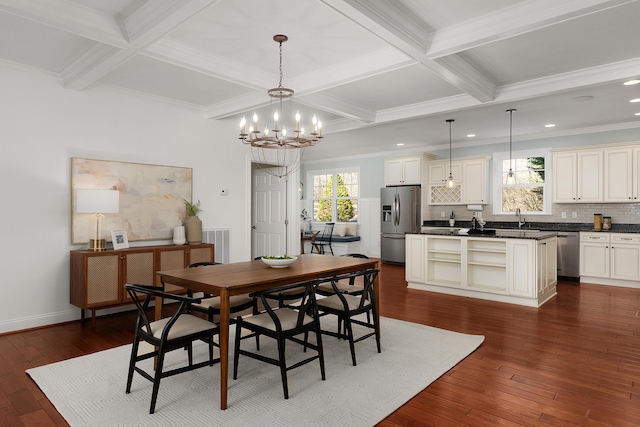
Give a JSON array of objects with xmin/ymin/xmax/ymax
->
[
  {"xmin": 508, "ymin": 239, "xmax": 535, "ymax": 298},
  {"xmin": 538, "ymin": 237, "xmax": 557, "ymax": 298},
  {"xmin": 405, "ymin": 234, "xmax": 557, "ymax": 307},
  {"xmin": 405, "ymin": 234, "xmax": 425, "ymax": 283},
  {"xmin": 581, "ymin": 232, "xmax": 640, "ymax": 284}
]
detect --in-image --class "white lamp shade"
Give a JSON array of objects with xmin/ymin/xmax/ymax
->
[{"xmin": 76, "ymin": 189, "xmax": 119, "ymax": 214}]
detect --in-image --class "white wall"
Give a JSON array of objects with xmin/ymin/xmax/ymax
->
[{"xmin": 0, "ymin": 63, "xmax": 251, "ymax": 333}]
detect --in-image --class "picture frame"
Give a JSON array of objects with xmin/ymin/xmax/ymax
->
[
  {"xmin": 111, "ymin": 230, "xmax": 129, "ymax": 250},
  {"xmin": 71, "ymin": 158, "xmax": 193, "ymax": 244}
]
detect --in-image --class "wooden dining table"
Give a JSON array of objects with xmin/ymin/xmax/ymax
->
[{"xmin": 156, "ymin": 253, "xmax": 379, "ymax": 410}]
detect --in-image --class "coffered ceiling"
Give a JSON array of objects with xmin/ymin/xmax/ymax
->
[{"xmin": 2, "ymin": 0, "xmax": 639, "ymax": 160}]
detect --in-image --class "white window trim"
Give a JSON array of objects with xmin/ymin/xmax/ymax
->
[
  {"xmin": 306, "ymin": 166, "xmax": 360, "ymax": 223},
  {"xmin": 492, "ymin": 148, "xmax": 552, "ymax": 215}
]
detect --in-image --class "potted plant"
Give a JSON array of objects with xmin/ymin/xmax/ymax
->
[
  {"xmin": 300, "ymin": 208, "xmax": 311, "ymax": 232},
  {"xmin": 184, "ymin": 199, "xmax": 203, "ymax": 244}
]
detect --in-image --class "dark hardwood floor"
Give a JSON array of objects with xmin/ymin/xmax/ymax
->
[{"xmin": 1, "ymin": 263, "xmax": 639, "ymax": 426}]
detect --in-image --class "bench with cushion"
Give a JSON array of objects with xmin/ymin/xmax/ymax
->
[{"xmin": 303, "ymin": 222, "xmax": 361, "ymax": 256}]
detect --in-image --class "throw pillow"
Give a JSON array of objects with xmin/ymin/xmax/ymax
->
[
  {"xmin": 334, "ymin": 224, "xmax": 347, "ymax": 237},
  {"xmin": 346, "ymin": 223, "xmax": 358, "ymax": 236}
]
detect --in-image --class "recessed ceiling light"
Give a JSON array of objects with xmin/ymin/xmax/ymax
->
[
  {"xmin": 396, "ymin": 143, "xmax": 404, "ymax": 146},
  {"xmin": 545, "ymin": 124, "xmax": 556, "ymax": 128},
  {"xmin": 635, "ymin": 112, "xmax": 640, "ymax": 116},
  {"xmin": 572, "ymin": 95, "xmax": 594, "ymax": 102},
  {"xmin": 466, "ymin": 134, "xmax": 475, "ymax": 138},
  {"xmin": 623, "ymin": 80, "xmax": 640, "ymax": 85},
  {"xmin": 631, "ymin": 98, "xmax": 640, "ymax": 103}
]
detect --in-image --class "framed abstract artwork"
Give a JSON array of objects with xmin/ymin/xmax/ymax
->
[{"xmin": 71, "ymin": 158, "xmax": 193, "ymax": 244}]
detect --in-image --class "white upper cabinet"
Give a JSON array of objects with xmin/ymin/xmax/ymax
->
[
  {"xmin": 384, "ymin": 154, "xmax": 424, "ymax": 186},
  {"xmin": 461, "ymin": 158, "xmax": 488, "ymax": 204},
  {"xmin": 552, "ymin": 149, "xmax": 603, "ymax": 203},
  {"xmin": 553, "ymin": 152, "xmax": 577, "ymax": 202},
  {"xmin": 554, "ymin": 142, "xmax": 640, "ymax": 204},
  {"xmin": 604, "ymin": 147, "xmax": 633, "ymax": 202},
  {"xmin": 428, "ymin": 161, "xmax": 461, "ymax": 184},
  {"xmin": 577, "ymin": 150, "xmax": 603, "ymax": 202},
  {"xmin": 634, "ymin": 147, "xmax": 640, "ymax": 202},
  {"xmin": 428, "ymin": 157, "xmax": 488, "ymax": 205}
]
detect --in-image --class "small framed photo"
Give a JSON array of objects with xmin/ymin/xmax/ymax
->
[{"xmin": 111, "ymin": 230, "xmax": 129, "ymax": 250}]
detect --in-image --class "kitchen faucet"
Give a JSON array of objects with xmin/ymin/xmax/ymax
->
[{"xmin": 516, "ymin": 207, "xmax": 526, "ymax": 229}]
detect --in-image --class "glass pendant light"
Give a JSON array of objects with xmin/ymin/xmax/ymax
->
[
  {"xmin": 446, "ymin": 119, "xmax": 455, "ymax": 188},
  {"xmin": 506, "ymin": 109, "xmax": 516, "ymax": 185}
]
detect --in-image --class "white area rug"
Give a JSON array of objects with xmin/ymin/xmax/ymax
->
[{"xmin": 27, "ymin": 317, "xmax": 483, "ymax": 427}]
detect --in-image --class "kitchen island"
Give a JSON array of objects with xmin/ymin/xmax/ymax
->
[{"xmin": 406, "ymin": 229, "xmax": 557, "ymax": 307}]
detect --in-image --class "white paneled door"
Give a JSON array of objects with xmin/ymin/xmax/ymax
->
[{"xmin": 252, "ymin": 168, "xmax": 286, "ymax": 259}]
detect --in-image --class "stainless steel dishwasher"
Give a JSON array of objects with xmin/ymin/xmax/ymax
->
[{"xmin": 556, "ymin": 231, "xmax": 580, "ymax": 281}]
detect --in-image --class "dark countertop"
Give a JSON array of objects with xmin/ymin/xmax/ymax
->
[
  {"xmin": 416, "ymin": 228, "xmax": 557, "ymax": 240},
  {"xmin": 422, "ymin": 220, "xmax": 640, "ymax": 234}
]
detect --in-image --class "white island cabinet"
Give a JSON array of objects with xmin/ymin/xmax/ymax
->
[{"xmin": 405, "ymin": 233, "xmax": 557, "ymax": 307}]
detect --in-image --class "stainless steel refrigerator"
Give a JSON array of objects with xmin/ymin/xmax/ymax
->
[{"xmin": 381, "ymin": 185, "xmax": 421, "ymax": 264}]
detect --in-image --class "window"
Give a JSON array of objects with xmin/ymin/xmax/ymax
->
[
  {"xmin": 309, "ymin": 169, "xmax": 359, "ymax": 222},
  {"xmin": 492, "ymin": 149, "xmax": 551, "ymax": 215}
]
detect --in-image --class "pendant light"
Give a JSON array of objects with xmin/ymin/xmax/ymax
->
[
  {"xmin": 506, "ymin": 109, "xmax": 516, "ymax": 185},
  {"xmin": 446, "ymin": 119, "xmax": 455, "ymax": 188}
]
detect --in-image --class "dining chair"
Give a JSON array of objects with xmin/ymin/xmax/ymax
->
[
  {"xmin": 311, "ymin": 222, "xmax": 335, "ymax": 255},
  {"xmin": 187, "ymin": 262, "xmax": 258, "ymax": 323},
  {"xmin": 316, "ymin": 254, "xmax": 369, "ymax": 296},
  {"xmin": 254, "ymin": 257, "xmax": 309, "ymax": 308},
  {"xmin": 315, "ymin": 269, "xmax": 380, "ymax": 366},
  {"xmin": 124, "ymin": 283, "xmax": 220, "ymax": 414},
  {"xmin": 233, "ymin": 279, "xmax": 325, "ymax": 399}
]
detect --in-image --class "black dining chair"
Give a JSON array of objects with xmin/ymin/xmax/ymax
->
[
  {"xmin": 124, "ymin": 283, "xmax": 220, "ymax": 414},
  {"xmin": 233, "ymin": 279, "xmax": 325, "ymax": 399},
  {"xmin": 315, "ymin": 269, "xmax": 380, "ymax": 366},
  {"xmin": 311, "ymin": 222, "xmax": 335, "ymax": 255},
  {"xmin": 186, "ymin": 262, "xmax": 258, "ymax": 324},
  {"xmin": 316, "ymin": 254, "xmax": 369, "ymax": 297}
]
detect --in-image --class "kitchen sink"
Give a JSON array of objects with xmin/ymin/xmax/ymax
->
[
  {"xmin": 495, "ymin": 229, "xmax": 540, "ymax": 237},
  {"xmin": 466, "ymin": 229, "xmax": 496, "ymax": 235}
]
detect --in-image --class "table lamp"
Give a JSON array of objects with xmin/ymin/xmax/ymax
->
[{"xmin": 76, "ymin": 189, "xmax": 120, "ymax": 251}]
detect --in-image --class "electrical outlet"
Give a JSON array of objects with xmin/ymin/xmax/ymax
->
[
  {"xmin": 220, "ymin": 188, "xmax": 229, "ymax": 196},
  {"xmin": 572, "ymin": 212, "xmax": 577, "ymax": 218},
  {"xmin": 441, "ymin": 211, "xmax": 445, "ymax": 218},
  {"xmin": 561, "ymin": 212, "xmax": 566, "ymax": 219}
]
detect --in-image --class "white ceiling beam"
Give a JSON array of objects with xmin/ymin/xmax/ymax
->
[
  {"xmin": 61, "ymin": 0, "xmax": 217, "ymax": 90},
  {"xmin": 368, "ymin": 58, "xmax": 640, "ymax": 126},
  {"xmin": 0, "ymin": 0, "xmax": 126, "ymax": 47},
  {"xmin": 296, "ymin": 92, "xmax": 376, "ymax": 123},
  {"xmin": 428, "ymin": 0, "xmax": 638, "ymax": 58},
  {"xmin": 204, "ymin": 92, "xmax": 269, "ymax": 120},
  {"xmin": 320, "ymin": 0, "xmax": 497, "ymax": 103}
]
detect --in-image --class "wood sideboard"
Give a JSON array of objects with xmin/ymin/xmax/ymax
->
[{"xmin": 70, "ymin": 243, "xmax": 214, "ymax": 326}]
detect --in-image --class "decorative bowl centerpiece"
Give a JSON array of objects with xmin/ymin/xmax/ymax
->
[{"xmin": 261, "ymin": 256, "xmax": 298, "ymax": 268}]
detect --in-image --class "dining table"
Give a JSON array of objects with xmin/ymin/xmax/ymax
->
[{"xmin": 156, "ymin": 253, "xmax": 379, "ymax": 410}]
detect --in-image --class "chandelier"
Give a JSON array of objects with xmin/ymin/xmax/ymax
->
[{"xmin": 239, "ymin": 35, "xmax": 323, "ymax": 178}]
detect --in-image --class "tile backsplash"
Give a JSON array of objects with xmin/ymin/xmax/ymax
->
[{"xmin": 425, "ymin": 202, "xmax": 640, "ymax": 228}]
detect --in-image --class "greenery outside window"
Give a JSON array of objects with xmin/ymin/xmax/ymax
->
[
  {"xmin": 310, "ymin": 169, "xmax": 359, "ymax": 222},
  {"xmin": 493, "ymin": 149, "xmax": 551, "ymax": 215}
]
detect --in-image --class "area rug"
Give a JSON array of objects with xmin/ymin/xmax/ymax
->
[{"xmin": 27, "ymin": 317, "xmax": 484, "ymax": 426}]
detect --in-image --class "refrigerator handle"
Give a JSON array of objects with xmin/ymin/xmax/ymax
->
[{"xmin": 395, "ymin": 193, "xmax": 401, "ymax": 226}]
